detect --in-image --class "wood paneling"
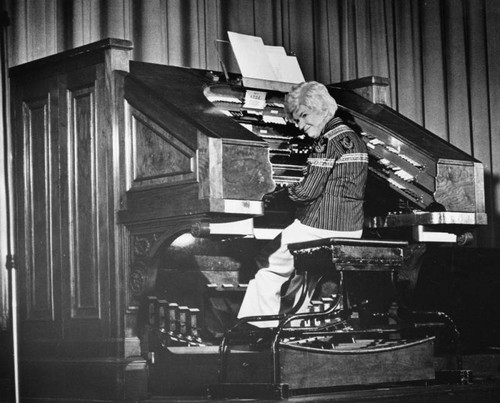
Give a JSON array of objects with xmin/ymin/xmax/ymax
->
[
  {"xmin": 14, "ymin": 80, "xmax": 62, "ymax": 341},
  {"xmin": 67, "ymin": 85, "xmax": 101, "ymax": 320},
  {"xmin": 10, "ymin": 40, "xmax": 136, "ymax": 399},
  {"xmin": 59, "ymin": 64, "xmax": 113, "ymax": 341},
  {"xmin": 23, "ymin": 96, "xmax": 55, "ymax": 323}
]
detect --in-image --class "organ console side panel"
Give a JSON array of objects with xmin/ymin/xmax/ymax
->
[
  {"xmin": 130, "ymin": 107, "xmax": 198, "ymax": 189},
  {"xmin": 10, "ymin": 39, "xmax": 146, "ymax": 401},
  {"xmin": 118, "ymin": 63, "xmax": 275, "ymax": 225}
]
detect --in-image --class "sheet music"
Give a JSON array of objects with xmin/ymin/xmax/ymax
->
[
  {"xmin": 227, "ymin": 31, "xmax": 276, "ymax": 81},
  {"xmin": 264, "ymin": 45, "xmax": 304, "ymax": 84},
  {"xmin": 228, "ymin": 31, "xmax": 305, "ymax": 87}
]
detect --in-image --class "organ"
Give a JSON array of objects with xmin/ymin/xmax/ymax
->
[
  {"xmin": 121, "ymin": 59, "xmax": 487, "ymax": 398},
  {"xmin": 11, "ymin": 39, "xmax": 488, "ymax": 401}
]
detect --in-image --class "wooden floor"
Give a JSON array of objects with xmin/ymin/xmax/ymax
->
[
  {"xmin": 143, "ymin": 380, "xmax": 500, "ymax": 403},
  {"xmin": 142, "ymin": 353, "xmax": 500, "ymax": 403},
  {"xmin": 12, "ymin": 379, "xmax": 500, "ymax": 403},
  {"xmin": 6, "ymin": 354, "xmax": 500, "ymax": 402}
]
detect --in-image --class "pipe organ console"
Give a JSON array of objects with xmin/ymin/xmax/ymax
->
[
  {"xmin": 11, "ymin": 39, "xmax": 488, "ymax": 401},
  {"xmin": 117, "ymin": 61, "xmax": 486, "ymax": 398}
]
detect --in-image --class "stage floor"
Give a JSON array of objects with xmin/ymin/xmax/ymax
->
[
  {"xmin": 143, "ymin": 353, "xmax": 500, "ymax": 403},
  {"xmin": 144, "ymin": 380, "xmax": 500, "ymax": 403}
]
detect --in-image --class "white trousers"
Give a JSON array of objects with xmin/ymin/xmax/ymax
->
[{"xmin": 238, "ymin": 219, "xmax": 362, "ymax": 327}]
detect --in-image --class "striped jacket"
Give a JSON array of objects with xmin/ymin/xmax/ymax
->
[{"xmin": 287, "ymin": 117, "xmax": 368, "ymax": 231}]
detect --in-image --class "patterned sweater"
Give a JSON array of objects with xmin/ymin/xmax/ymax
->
[{"xmin": 287, "ymin": 117, "xmax": 368, "ymax": 231}]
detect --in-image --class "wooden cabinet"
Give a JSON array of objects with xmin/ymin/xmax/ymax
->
[{"xmin": 10, "ymin": 39, "xmax": 146, "ymax": 401}]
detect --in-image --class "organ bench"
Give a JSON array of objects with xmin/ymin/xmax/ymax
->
[{"xmin": 209, "ymin": 237, "xmax": 459, "ymax": 399}]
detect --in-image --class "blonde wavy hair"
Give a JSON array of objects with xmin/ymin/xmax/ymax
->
[{"xmin": 284, "ymin": 81, "xmax": 338, "ymax": 121}]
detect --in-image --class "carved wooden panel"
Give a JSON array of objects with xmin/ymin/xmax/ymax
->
[
  {"xmin": 435, "ymin": 161, "xmax": 477, "ymax": 212},
  {"xmin": 127, "ymin": 233, "xmax": 162, "ymax": 307},
  {"xmin": 129, "ymin": 106, "xmax": 197, "ymax": 188},
  {"xmin": 22, "ymin": 96, "xmax": 56, "ymax": 323},
  {"xmin": 222, "ymin": 141, "xmax": 275, "ymax": 200}
]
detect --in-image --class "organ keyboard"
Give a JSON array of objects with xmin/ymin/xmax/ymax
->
[{"xmin": 327, "ymin": 85, "xmax": 487, "ymax": 236}]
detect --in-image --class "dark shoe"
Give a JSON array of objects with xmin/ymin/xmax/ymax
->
[{"xmin": 235, "ymin": 322, "xmax": 262, "ymax": 331}]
